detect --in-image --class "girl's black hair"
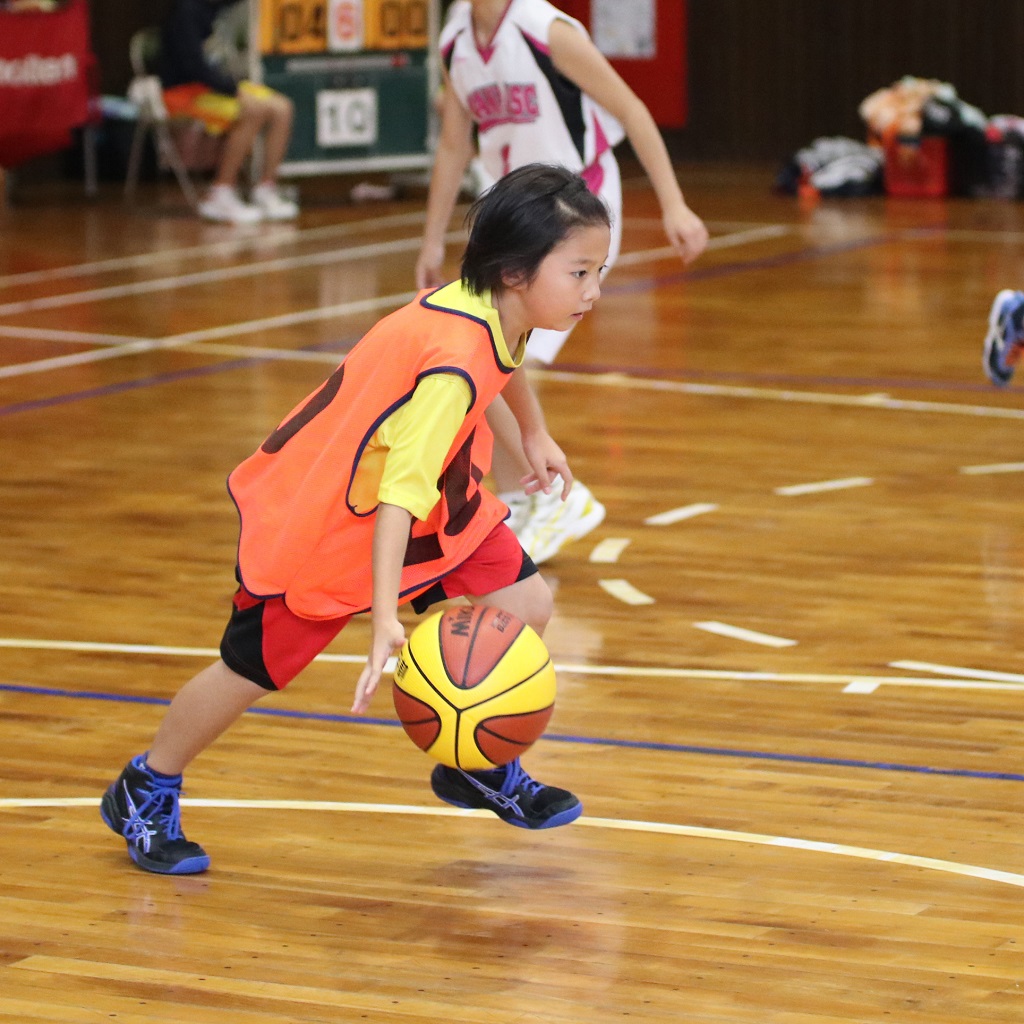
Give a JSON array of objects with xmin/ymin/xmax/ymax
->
[{"xmin": 461, "ymin": 163, "xmax": 611, "ymax": 295}]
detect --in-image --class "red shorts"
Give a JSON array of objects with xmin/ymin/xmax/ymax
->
[{"xmin": 219, "ymin": 522, "xmax": 536, "ymax": 690}]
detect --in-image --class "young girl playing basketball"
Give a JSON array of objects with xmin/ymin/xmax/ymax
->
[
  {"xmin": 100, "ymin": 164, "xmax": 610, "ymax": 875},
  {"xmin": 417, "ymin": 0, "xmax": 709, "ymax": 563}
]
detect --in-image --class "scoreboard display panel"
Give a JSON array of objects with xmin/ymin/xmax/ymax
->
[{"xmin": 252, "ymin": 0, "xmax": 437, "ymax": 174}]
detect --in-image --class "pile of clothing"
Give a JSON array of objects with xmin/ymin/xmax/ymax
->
[{"xmin": 778, "ymin": 76, "xmax": 1021, "ymax": 199}]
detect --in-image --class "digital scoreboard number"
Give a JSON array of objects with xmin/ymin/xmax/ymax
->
[
  {"xmin": 255, "ymin": 0, "xmax": 433, "ymax": 169},
  {"xmin": 260, "ymin": 0, "xmax": 428, "ymax": 54}
]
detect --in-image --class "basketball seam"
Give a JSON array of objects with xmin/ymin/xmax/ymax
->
[
  {"xmin": 460, "ymin": 609, "xmax": 525, "ymax": 690},
  {"xmin": 459, "ymin": 658, "xmax": 552, "ymax": 712},
  {"xmin": 476, "ymin": 703, "xmax": 554, "ymax": 728},
  {"xmin": 392, "ymin": 686, "xmax": 440, "ymax": 727},
  {"xmin": 405, "ymin": 642, "xmax": 461, "ymax": 712}
]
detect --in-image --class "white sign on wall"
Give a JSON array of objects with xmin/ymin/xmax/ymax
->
[
  {"xmin": 316, "ymin": 87, "xmax": 379, "ymax": 147},
  {"xmin": 592, "ymin": 0, "xmax": 655, "ymax": 59}
]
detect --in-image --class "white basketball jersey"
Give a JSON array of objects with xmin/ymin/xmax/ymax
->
[{"xmin": 441, "ymin": 0, "xmax": 625, "ymax": 188}]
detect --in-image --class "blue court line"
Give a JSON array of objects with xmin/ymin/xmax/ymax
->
[
  {"xmin": 603, "ymin": 233, "xmax": 892, "ymax": 296},
  {"xmin": 0, "ymin": 356, "xmax": 265, "ymax": 418},
  {"xmin": 3, "ymin": 680, "xmax": 1022, "ymax": 783},
  {"xmin": 0, "ymin": 335, "xmax": 356, "ymax": 419}
]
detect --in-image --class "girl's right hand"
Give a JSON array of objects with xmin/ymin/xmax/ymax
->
[
  {"xmin": 415, "ymin": 243, "xmax": 446, "ymax": 289},
  {"xmin": 663, "ymin": 200, "xmax": 709, "ymax": 265},
  {"xmin": 352, "ymin": 616, "xmax": 406, "ymax": 714}
]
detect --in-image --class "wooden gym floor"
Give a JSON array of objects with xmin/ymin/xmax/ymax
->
[{"xmin": 0, "ymin": 163, "xmax": 1022, "ymax": 1023}]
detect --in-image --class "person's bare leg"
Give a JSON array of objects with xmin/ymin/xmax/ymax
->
[
  {"xmin": 259, "ymin": 96, "xmax": 294, "ymax": 184},
  {"xmin": 212, "ymin": 100, "xmax": 269, "ymax": 188},
  {"xmin": 145, "ymin": 659, "xmax": 268, "ymax": 776},
  {"xmin": 471, "ymin": 571, "xmax": 553, "ymax": 636}
]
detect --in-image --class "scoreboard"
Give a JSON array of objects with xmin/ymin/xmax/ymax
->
[{"xmin": 250, "ymin": 0, "xmax": 439, "ymax": 175}]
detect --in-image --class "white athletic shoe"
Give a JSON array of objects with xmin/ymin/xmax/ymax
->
[
  {"xmin": 198, "ymin": 186, "xmax": 262, "ymax": 225},
  {"xmin": 515, "ymin": 478, "xmax": 606, "ymax": 565},
  {"xmin": 251, "ymin": 182, "xmax": 299, "ymax": 221},
  {"xmin": 501, "ymin": 492, "xmax": 532, "ymax": 536}
]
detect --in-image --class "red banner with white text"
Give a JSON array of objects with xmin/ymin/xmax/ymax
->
[{"xmin": 0, "ymin": 0, "xmax": 93, "ymax": 167}]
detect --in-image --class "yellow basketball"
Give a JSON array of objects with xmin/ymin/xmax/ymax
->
[{"xmin": 392, "ymin": 605, "xmax": 556, "ymax": 771}]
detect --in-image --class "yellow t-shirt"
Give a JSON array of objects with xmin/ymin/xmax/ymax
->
[{"xmin": 358, "ymin": 373, "xmax": 474, "ymax": 521}]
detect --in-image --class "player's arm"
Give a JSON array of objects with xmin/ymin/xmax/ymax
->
[
  {"xmin": 416, "ymin": 72, "xmax": 478, "ymax": 289},
  {"xmin": 351, "ymin": 374, "xmax": 473, "ymax": 712},
  {"xmin": 547, "ymin": 19, "xmax": 708, "ymax": 265},
  {"xmin": 498, "ymin": 366, "xmax": 572, "ymax": 500},
  {"xmin": 352, "ymin": 501, "xmax": 411, "ymax": 714}
]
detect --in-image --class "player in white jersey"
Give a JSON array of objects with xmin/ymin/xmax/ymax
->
[{"xmin": 417, "ymin": 0, "xmax": 708, "ymax": 563}]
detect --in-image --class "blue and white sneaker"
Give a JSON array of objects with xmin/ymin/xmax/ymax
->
[
  {"xmin": 100, "ymin": 754, "xmax": 210, "ymax": 874},
  {"xmin": 983, "ymin": 289, "xmax": 1024, "ymax": 387},
  {"xmin": 431, "ymin": 757, "xmax": 582, "ymax": 829}
]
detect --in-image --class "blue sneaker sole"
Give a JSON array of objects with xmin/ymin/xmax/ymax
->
[
  {"xmin": 126, "ymin": 845, "xmax": 210, "ymax": 875},
  {"xmin": 433, "ymin": 790, "xmax": 583, "ymax": 829},
  {"xmin": 100, "ymin": 791, "xmax": 210, "ymax": 874}
]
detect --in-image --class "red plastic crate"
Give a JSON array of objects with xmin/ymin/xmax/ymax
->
[{"xmin": 883, "ymin": 136, "xmax": 949, "ymax": 197}]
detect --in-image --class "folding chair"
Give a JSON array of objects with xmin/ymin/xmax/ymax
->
[{"xmin": 124, "ymin": 27, "xmax": 200, "ymax": 207}]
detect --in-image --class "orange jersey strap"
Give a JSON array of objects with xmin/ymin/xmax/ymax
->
[{"xmin": 228, "ymin": 283, "xmax": 521, "ymax": 619}]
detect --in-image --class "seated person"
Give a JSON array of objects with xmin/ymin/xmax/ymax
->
[{"xmin": 160, "ymin": 0, "xmax": 298, "ymax": 223}]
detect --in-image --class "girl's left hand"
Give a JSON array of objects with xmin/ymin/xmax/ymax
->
[{"xmin": 520, "ymin": 431, "xmax": 572, "ymax": 499}]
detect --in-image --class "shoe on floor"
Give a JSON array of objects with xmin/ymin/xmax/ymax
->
[
  {"xmin": 430, "ymin": 757, "xmax": 582, "ymax": 829},
  {"xmin": 251, "ymin": 182, "xmax": 299, "ymax": 220},
  {"xmin": 501, "ymin": 491, "xmax": 532, "ymax": 535},
  {"xmin": 983, "ymin": 289, "xmax": 1024, "ymax": 387},
  {"xmin": 100, "ymin": 754, "xmax": 210, "ymax": 874},
  {"xmin": 514, "ymin": 477, "xmax": 606, "ymax": 564},
  {"xmin": 198, "ymin": 185, "xmax": 262, "ymax": 224}
]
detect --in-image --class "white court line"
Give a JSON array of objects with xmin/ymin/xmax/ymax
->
[
  {"xmin": 598, "ymin": 579, "xmax": 656, "ymax": 605},
  {"xmin": 3, "ymin": 636, "xmax": 1024, "ymax": 691},
  {"xmin": 911, "ymin": 227, "xmax": 1024, "ymax": 243},
  {"xmin": 589, "ymin": 538, "xmax": 631, "ymax": 563},
  {"xmin": 0, "ymin": 209, "xmax": 433, "ymax": 288},
  {"xmin": 539, "ymin": 369, "xmax": 1024, "ymax": 422},
  {"xmin": 0, "ymin": 292, "xmax": 418, "ymax": 380},
  {"xmin": 775, "ymin": 476, "xmax": 874, "ymax": 497},
  {"xmin": 182, "ymin": 341, "xmax": 347, "ymax": 364},
  {"xmin": 0, "ymin": 338, "xmax": 173, "ymax": 380},
  {"xmin": 0, "ymin": 223, "xmax": 782, "ymax": 381},
  {"xmin": 614, "ymin": 224, "xmax": 792, "ymax": 266},
  {"xmin": 694, "ymin": 621, "xmax": 797, "ymax": 647},
  {"xmin": 10, "ymin": 339, "xmax": 1020, "ymax": 427},
  {"xmin": 0, "ymin": 233, "xmax": 442, "ymax": 317},
  {"xmin": 0, "ymin": 223, "xmax": 775, "ymax": 318},
  {"xmin": 627, "ymin": 218, "xmax": 788, "ymax": 231},
  {"xmin": 844, "ymin": 680, "xmax": 882, "ymax": 694},
  {"xmin": 960, "ymin": 461, "xmax": 1024, "ymax": 475},
  {"xmin": 644, "ymin": 502, "xmax": 719, "ymax": 525},
  {"xmin": 168, "ymin": 292, "xmax": 419, "ymax": 345},
  {"xmin": 1, "ymin": 797, "xmax": 1021, "ymax": 890},
  {"xmin": 891, "ymin": 660, "xmax": 1024, "ymax": 684},
  {"xmin": 0, "ymin": 326, "xmax": 146, "ymax": 346}
]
